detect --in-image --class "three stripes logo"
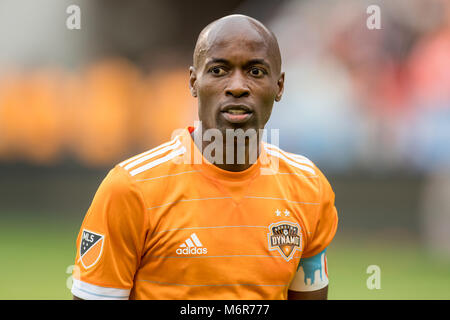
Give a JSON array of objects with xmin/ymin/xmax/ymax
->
[{"xmin": 176, "ymin": 233, "xmax": 207, "ymax": 255}]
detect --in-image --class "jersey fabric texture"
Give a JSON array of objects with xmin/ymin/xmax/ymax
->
[{"xmin": 71, "ymin": 126, "xmax": 338, "ymax": 300}]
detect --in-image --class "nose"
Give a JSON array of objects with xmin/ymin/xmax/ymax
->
[{"xmin": 225, "ymin": 71, "xmax": 250, "ymax": 98}]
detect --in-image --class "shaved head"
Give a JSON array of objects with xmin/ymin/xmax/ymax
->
[
  {"xmin": 189, "ymin": 13, "xmax": 285, "ymax": 155},
  {"xmin": 193, "ymin": 14, "xmax": 282, "ymax": 75}
]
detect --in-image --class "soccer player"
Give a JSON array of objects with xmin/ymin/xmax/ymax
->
[{"xmin": 72, "ymin": 14, "xmax": 338, "ymax": 300}]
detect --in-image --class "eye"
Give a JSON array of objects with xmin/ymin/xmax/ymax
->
[
  {"xmin": 249, "ymin": 67, "xmax": 265, "ymax": 77},
  {"xmin": 209, "ymin": 66, "xmax": 227, "ymax": 76}
]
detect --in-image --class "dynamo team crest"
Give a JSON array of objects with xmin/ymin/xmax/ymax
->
[{"xmin": 267, "ymin": 221, "xmax": 302, "ymax": 261}]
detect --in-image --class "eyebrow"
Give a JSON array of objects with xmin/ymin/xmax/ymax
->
[{"xmin": 205, "ymin": 58, "xmax": 271, "ymax": 70}]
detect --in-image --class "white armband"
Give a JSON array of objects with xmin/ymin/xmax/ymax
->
[{"xmin": 72, "ymin": 279, "xmax": 130, "ymax": 300}]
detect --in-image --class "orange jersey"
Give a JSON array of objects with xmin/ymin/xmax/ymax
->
[{"xmin": 71, "ymin": 126, "xmax": 338, "ymax": 300}]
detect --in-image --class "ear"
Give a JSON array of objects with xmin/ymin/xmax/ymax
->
[
  {"xmin": 189, "ymin": 66, "xmax": 198, "ymax": 98},
  {"xmin": 275, "ymin": 72, "xmax": 285, "ymax": 102}
]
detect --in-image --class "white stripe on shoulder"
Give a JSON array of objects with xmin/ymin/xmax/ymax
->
[
  {"xmin": 71, "ymin": 279, "xmax": 130, "ymax": 300},
  {"xmin": 264, "ymin": 143, "xmax": 315, "ymax": 167},
  {"xmin": 124, "ymin": 139, "xmax": 181, "ymax": 171},
  {"xmin": 129, "ymin": 146, "xmax": 186, "ymax": 177},
  {"xmin": 287, "ymin": 153, "xmax": 314, "ymax": 164},
  {"xmin": 119, "ymin": 136, "xmax": 179, "ymax": 168},
  {"xmin": 264, "ymin": 147, "xmax": 316, "ymax": 175}
]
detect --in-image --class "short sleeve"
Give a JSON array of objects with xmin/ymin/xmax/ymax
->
[
  {"xmin": 302, "ymin": 171, "xmax": 338, "ymax": 258},
  {"xmin": 71, "ymin": 166, "xmax": 147, "ymax": 300}
]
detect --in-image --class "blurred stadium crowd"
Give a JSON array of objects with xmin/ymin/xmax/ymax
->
[
  {"xmin": 0, "ymin": 61, "xmax": 196, "ymax": 166},
  {"xmin": 268, "ymin": 0, "xmax": 450, "ymax": 174},
  {"xmin": 0, "ymin": 0, "xmax": 448, "ymax": 173}
]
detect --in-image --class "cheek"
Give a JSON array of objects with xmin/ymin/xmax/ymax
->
[
  {"xmin": 197, "ymin": 81, "xmax": 222, "ymax": 121},
  {"xmin": 265, "ymin": 80, "xmax": 279, "ymax": 100},
  {"xmin": 198, "ymin": 81, "xmax": 222, "ymax": 107},
  {"xmin": 255, "ymin": 84, "xmax": 277, "ymax": 118},
  {"xmin": 253, "ymin": 78, "xmax": 278, "ymax": 100}
]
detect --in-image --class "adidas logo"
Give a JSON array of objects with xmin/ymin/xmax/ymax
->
[{"xmin": 176, "ymin": 233, "xmax": 208, "ymax": 255}]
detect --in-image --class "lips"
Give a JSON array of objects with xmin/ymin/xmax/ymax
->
[{"xmin": 220, "ymin": 104, "xmax": 253, "ymax": 124}]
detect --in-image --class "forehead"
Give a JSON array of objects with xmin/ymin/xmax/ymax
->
[{"xmin": 199, "ymin": 25, "xmax": 276, "ymax": 66}]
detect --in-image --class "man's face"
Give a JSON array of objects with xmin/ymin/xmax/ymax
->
[{"xmin": 190, "ymin": 29, "xmax": 284, "ymax": 134}]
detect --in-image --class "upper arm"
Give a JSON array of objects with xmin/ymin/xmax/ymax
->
[
  {"xmin": 287, "ymin": 168, "xmax": 338, "ymax": 300},
  {"xmin": 71, "ymin": 166, "xmax": 147, "ymax": 300},
  {"xmin": 302, "ymin": 171, "xmax": 338, "ymax": 258}
]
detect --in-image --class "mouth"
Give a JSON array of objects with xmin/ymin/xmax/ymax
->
[{"xmin": 220, "ymin": 105, "xmax": 253, "ymax": 124}]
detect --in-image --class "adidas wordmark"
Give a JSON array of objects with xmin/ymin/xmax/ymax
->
[{"xmin": 176, "ymin": 233, "xmax": 208, "ymax": 255}]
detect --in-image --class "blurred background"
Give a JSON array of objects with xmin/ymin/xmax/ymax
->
[{"xmin": 1, "ymin": 0, "xmax": 449, "ymax": 299}]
